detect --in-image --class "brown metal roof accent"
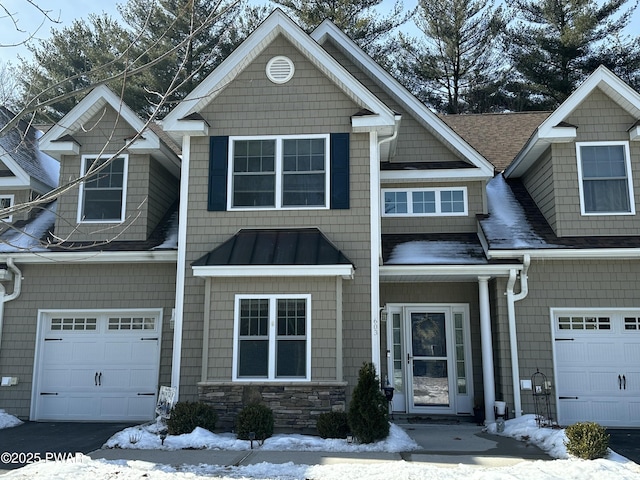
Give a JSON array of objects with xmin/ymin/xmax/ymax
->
[
  {"xmin": 52, "ymin": 134, "xmax": 81, "ymax": 145},
  {"xmin": 439, "ymin": 111, "xmax": 552, "ymax": 172},
  {"xmin": 192, "ymin": 228, "xmax": 354, "ymax": 267}
]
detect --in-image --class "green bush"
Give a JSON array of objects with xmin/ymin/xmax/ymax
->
[
  {"xmin": 236, "ymin": 403, "xmax": 274, "ymax": 441},
  {"xmin": 564, "ymin": 422, "xmax": 610, "ymax": 460},
  {"xmin": 347, "ymin": 362, "xmax": 389, "ymax": 444},
  {"xmin": 166, "ymin": 401, "xmax": 218, "ymax": 435},
  {"xmin": 316, "ymin": 411, "xmax": 350, "ymax": 439}
]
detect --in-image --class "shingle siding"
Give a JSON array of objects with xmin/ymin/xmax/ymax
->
[
  {"xmin": 522, "ymin": 148, "xmax": 557, "ymax": 233},
  {"xmin": 551, "ymin": 88, "xmax": 640, "ymax": 237},
  {"xmin": 494, "ymin": 259, "xmax": 640, "ymax": 418},
  {"xmin": 179, "ymin": 35, "xmax": 373, "ymax": 403},
  {"xmin": 0, "ymin": 262, "xmax": 176, "ymax": 419}
]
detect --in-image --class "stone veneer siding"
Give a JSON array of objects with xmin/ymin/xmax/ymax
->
[{"xmin": 198, "ymin": 382, "xmax": 347, "ymax": 431}]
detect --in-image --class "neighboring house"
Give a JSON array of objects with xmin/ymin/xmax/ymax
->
[
  {"xmin": 0, "ymin": 9, "xmax": 639, "ymax": 429},
  {"xmin": 0, "ymin": 107, "xmax": 59, "ymax": 231}
]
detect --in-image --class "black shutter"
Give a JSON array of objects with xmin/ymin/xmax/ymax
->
[
  {"xmin": 330, "ymin": 133, "xmax": 349, "ymax": 209},
  {"xmin": 208, "ymin": 136, "xmax": 228, "ymax": 211}
]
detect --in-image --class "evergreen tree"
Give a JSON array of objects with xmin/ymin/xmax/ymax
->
[
  {"xmin": 395, "ymin": 0, "xmax": 505, "ymax": 113},
  {"xmin": 16, "ymin": 0, "xmax": 265, "ymax": 120},
  {"xmin": 347, "ymin": 362, "xmax": 389, "ymax": 444},
  {"xmin": 506, "ymin": 0, "xmax": 640, "ymax": 108},
  {"xmin": 270, "ymin": 0, "xmax": 409, "ymax": 60}
]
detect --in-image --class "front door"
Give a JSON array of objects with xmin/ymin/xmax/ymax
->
[
  {"xmin": 408, "ymin": 309, "xmax": 454, "ymax": 412},
  {"xmin": 386, "ymin": 304, "xmax": 473, "ymax": 415}
]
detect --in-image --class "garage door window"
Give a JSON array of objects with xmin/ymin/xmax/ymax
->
[
  {"xmin": 624, "ymin": 317, "xmax": 640, "ymax": 330},
  {"xmin": 558, "ymin": 315, "xmax": 611, "ymax": 330},
  {"xmin": 108, "ymin": 317, "xmax": 156, "ymax": 330},
  {"xmin": 50, "ymin": 317, "xmax": 97, "ymax": 331}
]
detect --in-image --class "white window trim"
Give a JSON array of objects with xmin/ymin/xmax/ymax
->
[
  {"xmin": 0, "ymin": 194, "xmax": 14, "ymax": 223},
  {"xmin": 576, "ymin": 141, "xmax": 635, "ymax": 216},
  {"xmin": 77, "ymin": 154, "xmax": 129, "ymax": 223},
  {"xmin": 227, "ymin": 134, "xmax": 330, "ymax": 211},
  {"xmin": 232, "ymin": 294, "xmax": 312, "ymax": 382},
  {"xmin": 381, "ymin": 187, "xmax": 468, "ymax": 216}
]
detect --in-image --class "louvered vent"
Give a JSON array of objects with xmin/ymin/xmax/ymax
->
[{"xmin": 266, "ymin": 56, "xmax": 294, "ymax": 84}]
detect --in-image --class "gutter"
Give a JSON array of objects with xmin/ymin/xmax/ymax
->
[
  {"xmin": 505, "ymin": 254, "xmax": 530, "ymax": 417},
  {"xmin": 0, "ymin": 258, "xmax": 23, "ymax": 351}
]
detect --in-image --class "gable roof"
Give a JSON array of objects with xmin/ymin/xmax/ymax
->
[
  {"xmin": 39, "ymin": 85, "xmax": 181, "ymax": 177},
  {"xmin": 163, "ymin": 9, "xmax": 397, "ymax": 139},
  {"xmin": 505, "ymin": 65, "xmax": 640, "ymax": 178},
  {"xmin": 311, "ymin": 20, "xmax": 496, "ymax": 178},
  {"xmin": 0, "ymin": 107, "xmax": 59, "ymax": 192}
]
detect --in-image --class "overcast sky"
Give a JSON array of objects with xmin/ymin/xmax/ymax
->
[{"xmin": 1, "ymin": 0, "xmax": 639, "ymax": 65}]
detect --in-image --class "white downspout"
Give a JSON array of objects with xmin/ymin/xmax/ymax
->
[
  {"xmin": 370, "ymin": 124, "xmax": 399, "ymax": 375},
  {"xmin": 505, "ymin": 254, "xmax": 530, "ymax": 417},
  {"xmin": 0, "ymin": 258, "xmax": 23, "ymax": 349}
]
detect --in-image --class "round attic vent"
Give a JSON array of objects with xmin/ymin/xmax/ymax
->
[{"xmin": 266, "ymin": 56, "xmax": 295, "ymax": 84}]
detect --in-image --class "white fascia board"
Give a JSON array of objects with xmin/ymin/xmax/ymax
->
[
  {"xmin": 0, "ymin": 250, "xmax": 177, "ymax": 264},
  {"xmin": 540, "ymin": 126, "xmax": 577, "ymax": 142},
  {"xmin": 192, "ymin": 264, "xmax": 355, "ymax": 279},
  {"xmin": 380, "ymin": 264, "xmax": 519, "ymax": 277},
  {"xmin": 39, "ymin": 141, "xmax": 80, "ymax": 159},
  {"xmin": 381, "ymin": 168, "xmax": 492, "ymax": 182},
  {"xmin": 487, "ymin": 247, "xmax": 640, "ymax": 260},
  {"xmin": 504, "ymin": 131, "xmax": 543, "ymax": 178},
  {"xmin": 312, "ymin": 21, "xmax": 494, "ymax": 177},
  {"xmin": 0, "ymin": 154, "xmax": 30, "ymax": 188},
  {"xmin": 630, "ymin": 124, "xmax": 640, "ymax": 141},
  {"xmin": 163, "ymin": 10, "xmax": 396, "ymax": 135},
  {"xmin": 165, "ymin": 119, "xmax": 209, "ymax": 138},
  {"xmin": 41, "ymin": 85, "xmax": 160, "ymax": 152}
]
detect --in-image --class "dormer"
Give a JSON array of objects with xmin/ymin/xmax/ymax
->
[
  {"xmin": 40, "ymin": 85, "xmax": 181, "ymax": 244},
  {"xmin": 504, "ymin": 66, "xmax": 640, "ymax": 237}
]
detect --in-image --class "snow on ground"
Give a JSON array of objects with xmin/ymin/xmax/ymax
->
[
  {"xmin": 0, "ymin": 409, "xmax": 22, "ymax": 429},
  {"xmin": 104, "ymin": 422, "xmax": 418, "ymax": 453},
  {"xmin": 3, "ymin": 415, "xmax": 640, "ymax": 479}
]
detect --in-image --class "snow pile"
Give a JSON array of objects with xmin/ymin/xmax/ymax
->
[
  {"xmin": 387, "ymin": 240, "xmax": 487, "ymax": 265},
  {"xmin": 0, "ymin": 408, "xmax": 22, "ymax": 429},
  {"xmin": 0, "ymin": 202, "xmax": 56, "ymax": 252},
  {"xmin": 105, "ymin": 421, "xmax": 418, "ymax": 453},
  {"xmin": 482, "ymin": 175, "xmax": 550, "ymax": 248},
  {"xmin": 486, "ymin": 414, "xmax": 569, "ymax": 458}
]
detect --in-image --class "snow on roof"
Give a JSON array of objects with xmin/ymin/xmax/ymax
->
[
  {"xmin": 153, "ymin": 210, "xmax": 178, "ymax": 250},
  {"xmin": 481, "ymin": 175, "xmax": 552, "ymax": 249},
  {"xmin": 387, "ymin": 239, "xmax": 487, "ymax": 265},
  {"xmin": 0, "ymin": 202, "xmax": 56, "ymax": 253}
]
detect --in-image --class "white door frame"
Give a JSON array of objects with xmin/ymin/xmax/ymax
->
[{"xmin": 386, "ymin": 303, "xmax": 473, "ymax": 415}]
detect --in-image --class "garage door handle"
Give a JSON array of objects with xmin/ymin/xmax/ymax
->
[
  {"xmin": 623, "ymin": 375, "xmax": 626, "ymax": 390},
  {"xmin": 559, "ymin": 396, "xmax": 578, "ymax": 399},
  {"xmin": 98, "ymin": 372, "xmax": 102, "ymax": 386},
  {"xmin": 95, "ymin": 372, "xmax": 102, "ymax": 386},
  {"xmin": 95, "ymin": 372, "xmax": 98, "ymax": 386},
  {"xmin": 619, "ymin": 375, "xmax": 622, "ymax": 390}
]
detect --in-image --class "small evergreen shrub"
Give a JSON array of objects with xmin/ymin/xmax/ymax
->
[
  {"xmin": 316, "ymin": 411, "xmax": 350, "ymax": 439},
  {"xmin": 347, "ymin": 362, "xmax": 389, "ymax": 444},
  {"xmin": 236, "ymin": 403, "xmax": 274, "ymax": 441},
  {"xmin": 166, "ymin": 401, "xmax": 218, "ymax": 435},
  {"xmin": 564, "ymin": 422, "xmax": 610, "ymax": 460}
]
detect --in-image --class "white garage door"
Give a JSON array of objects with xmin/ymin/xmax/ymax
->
[
  {"xmin": 554, "ymin": 310, "xmax": 640, "ymax": 427},
  {"xmin": 33, "ymin": 310, "xmax": 162, "ymax": 422}
]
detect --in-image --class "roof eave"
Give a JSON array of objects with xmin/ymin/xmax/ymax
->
[{"xmin": 192, "ymin": 264, "xmax": 354, "ymax": 279}]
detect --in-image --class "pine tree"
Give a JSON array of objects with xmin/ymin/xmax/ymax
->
[
  {"xmin": 395, "ymin": 0, "xmax": 505, "ymax": 113},
  {"xmin": 271, "ymin": 0, "xmax": 409, "ymax": 61},
  {"xmin": 506, "ymin": 0, "xmax": 640, "ymax": 108},
  {"xmin": 347, "ymin": 362, "xmax": 389, "ymax": 444}
]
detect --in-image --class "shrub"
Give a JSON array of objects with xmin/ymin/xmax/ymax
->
[
  {"xmin": 236, "ymin": 403, "xmax": 274, "ymax": 441},
  {"xmin": 316, "ymin": 411, "xmax": 350, "ymax": 439},
  {"xmin": 347, "ymin": 362, "xmax": 389, "ymax": 444},
  {"xmin": 166, "ymin": 401, "xmax": 218, "ymax": 435},
  {"xmin": 564, "ymin": 422, "xmax": 610, "ymax": 460}
]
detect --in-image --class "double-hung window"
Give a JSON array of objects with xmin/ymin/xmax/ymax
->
[
  {"xmin": 576, "ymin": 142, "xmax": 635, "ymax": 215},
  {"xmin": 230, "ymin": 135, "xmax": 328, "ymax": 209},
  {"xmin": 78, "ymin": 155, "xmax": 128, "ymax": 222},
  {"xmin": 234, "ymin": 295, "xmax": 311, "ymax": 381},
  {"xmin": 0, "ymin": 195, "xmax": 14, "ymax": 222},
  {"xmin": 382, "ymin": 187, "xmax": 467, "ymax": 216}
]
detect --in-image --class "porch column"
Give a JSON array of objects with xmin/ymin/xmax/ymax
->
[{"xmin": 478, "ymin": 276, "xmax": 496, "ymax": 423}]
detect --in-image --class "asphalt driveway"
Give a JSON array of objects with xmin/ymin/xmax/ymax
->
[
  {"xmin": 608, "ymin": 429, "xmax": 640, "ymax": 464},
  {"xmin": 0, "ymin": 421, "xmax": 133, "ymax": 471}
]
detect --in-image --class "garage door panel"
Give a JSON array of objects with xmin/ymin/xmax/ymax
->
[
  {"xmin": 35, "ymin": 311, "xmax": 161, "ymax": 422},
  {"xmin": 555, "ymin": 310, "xmax": 640, "ymax": 427}
]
